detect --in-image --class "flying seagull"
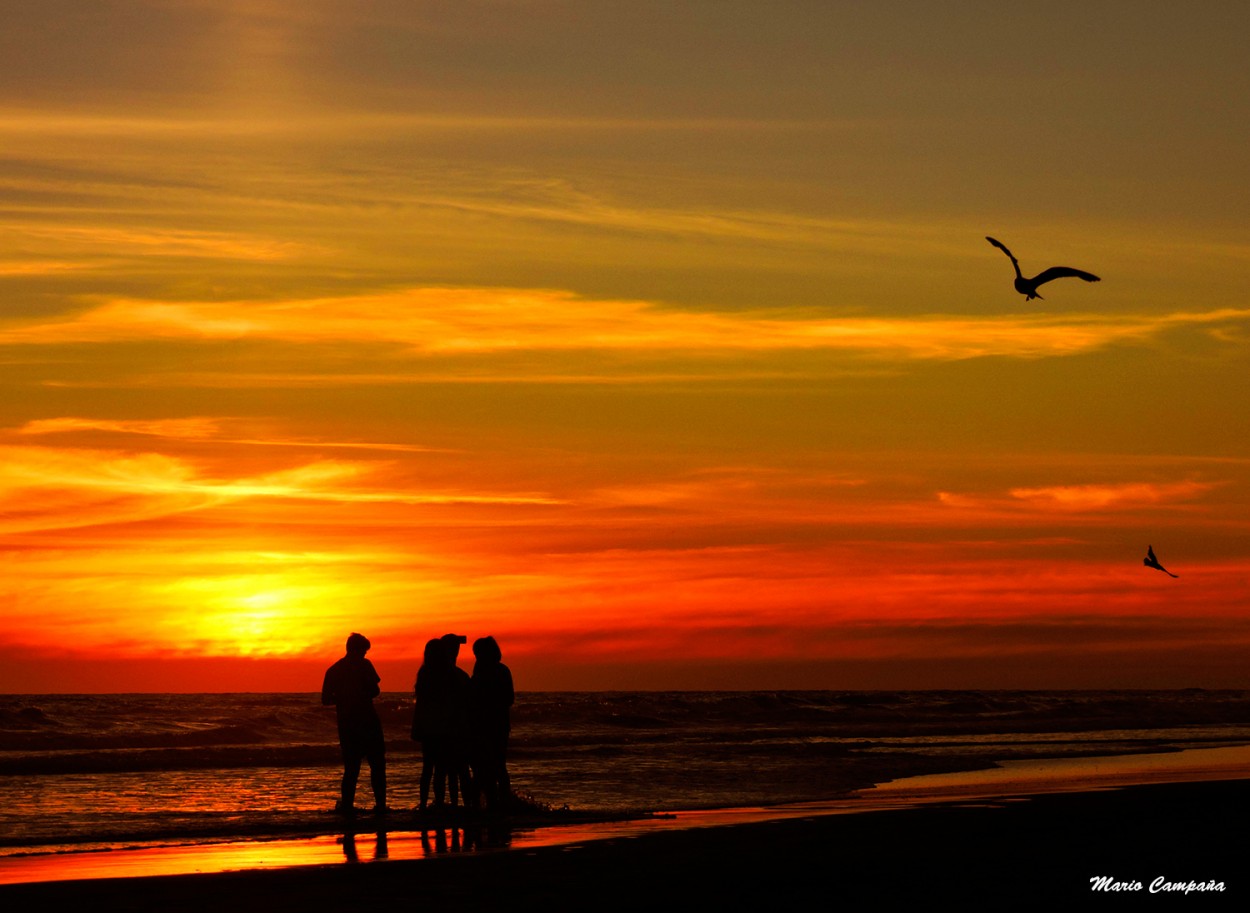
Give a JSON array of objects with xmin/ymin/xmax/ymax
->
[
  {"xmin": 986, "ymin": 236, "xmax": 1100, "ymax": 300},
  {"xmin": 1144, "ymin": 545, "xmax": 1178, "ymax": 578}
]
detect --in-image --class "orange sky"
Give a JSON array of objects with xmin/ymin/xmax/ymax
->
[{"xmin": 3, "ymin": 2, "xmax": 1250, "ymax": 691}]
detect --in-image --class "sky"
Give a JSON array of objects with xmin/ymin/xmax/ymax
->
[{"xmin": 2, "ymin": 1, "xmax": 1249, "ymax": 692}]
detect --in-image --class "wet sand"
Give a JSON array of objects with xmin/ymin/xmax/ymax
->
[{"xmin": 3, "ymin": 747, "xmax": 1247, "ymax": 906}]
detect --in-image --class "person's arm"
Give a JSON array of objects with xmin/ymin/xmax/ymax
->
[{"xmin": 320, "ymin": 666, "xmax": 337, "ymax": 706}]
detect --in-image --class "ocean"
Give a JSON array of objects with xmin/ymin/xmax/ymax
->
[{"xmin": 4, "ymin": 690, "xmax": 1250, "ymax": 856}]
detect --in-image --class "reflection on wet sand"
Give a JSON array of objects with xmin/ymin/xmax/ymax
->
[
  {"xmin": 340, "ymin": 830, "xmax": 388, "ymax": 863},
  {"xmin": 419, "ymin": 821, "xmax": 513, "ymax": 856}
]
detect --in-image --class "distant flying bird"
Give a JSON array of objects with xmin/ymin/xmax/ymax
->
[
  {"xmin": 1144, "ymin": 545, "xmax": 1178, "ymax": 578},
  {"xmin": 986, "ymin": 236, "xmax": 1100, "ymax": 301}
]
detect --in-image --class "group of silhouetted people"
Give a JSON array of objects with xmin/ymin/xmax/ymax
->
[{"xmin": 320, "ymin": 631, "xmax": 514, "ymax": 817}]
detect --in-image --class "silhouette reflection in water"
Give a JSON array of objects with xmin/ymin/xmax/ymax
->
[
  {"xmin": 416, "ymin": 821, "xmax": 512, "ymax": 855},
  {"xmin": 421, "ymin": 823, "xmax": 462, "ymax": 855},
  {"xmin": 340, "ymin": 828, "xmax": 389, "ymax": 863}
]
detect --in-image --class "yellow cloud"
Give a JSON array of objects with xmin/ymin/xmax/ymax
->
[
  {"xmin": 938, "ymin": 480, "xmax": 1218, "ymax": 517},
  {"xmin": 0, "ymin": 260, "xmax": 99, "ymax": 276},
  {"xmin": 4, "ymin": 287, "xmax": 1248, "ymax": 361},
  {"xmin": 12, "ymin": 226, "xmax": 309, "ymax": 262},
  {"xmin": 12, "ymin": 416, "xmax": 445, "ymax": 453},
  {"xmin": 0, "ymin": 444, "xmax": 559, "ymax": 534},
  {"xmin": 17, "ymin": 417, "xmax": 224, "ymax": 439},
  {"xmin": 1008, "ymin": 481, "xmax": 1217, "ymax": 511}
]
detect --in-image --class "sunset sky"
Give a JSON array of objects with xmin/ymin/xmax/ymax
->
[{"xmin": 3, "ymin": 2, "xmax": 1250, "ymax": 692}]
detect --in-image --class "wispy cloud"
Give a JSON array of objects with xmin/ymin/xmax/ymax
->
[
  {"xmin": 10, "ymin": 225, "xmax": 310, "ymax": 262},
  {"xmin": 1007, "ymin": 481, "xmax": 1218, "ymax": 511},
  {"xmin": 0, "ymin": 259, "xmax": 101, "ymax": 276},
  {"xmin": 0, "ymin": 444, "xmax": 559, "ymax": 534},
  {"xmin": 938, "ymin": 480, "xmax": 1219, "ymax": 516},
  {"xmin": 0, "ymin": 108, "xmax": 876, "ymax": 136},
  {"xmin": 5, "ymin": 288, "xmax": 1248, "ymax": 362},
  {"xmin": 12, "ymin": 416, "xmax": 445, "ymax": 453},
  {"xmin": 16, "ymin": 417, "xmax": 224, "ymax": 439}
]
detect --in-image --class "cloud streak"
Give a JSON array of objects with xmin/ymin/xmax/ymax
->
[
  {"xmin": 4, "ymin": 288, "xmax": 1248, "ymax": 363},
  {"xmin": 1007, "ymin": 481, "xmax": 1218, "ymax": 511},
  {"xmin": 0, "ymin": 444, "xmax": 558, "ymax": 534},
  {"xmin": 10, "ymin": 225, "xmax": 310, "ymax": 262},
  {"xmin": 13, "ymin": 416, "xmax": 445, "ymax": 453},
  {"xmin": 937, "ymin": 480, "xmax": 1220, "ymax": 519}
]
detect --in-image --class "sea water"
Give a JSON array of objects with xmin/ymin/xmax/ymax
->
[{"xmin": 3, "ymin": 690, "xmax": 1250, "ymax": 855}]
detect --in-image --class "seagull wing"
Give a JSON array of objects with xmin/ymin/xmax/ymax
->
[
  {"xmin": 985, "ymin": 236, "xmax": 1013, "ymax": 258},
  {"xmin": 986, "ymin": 236, "xmax": 1018, "ymax": 264},
  {"xmin": 1031, "ymin": 266, "xmax": 1101, "ymax": 287},
  {"xmin": 986, "ymin": 236, "xmax": 1023, "ymax": 280}
]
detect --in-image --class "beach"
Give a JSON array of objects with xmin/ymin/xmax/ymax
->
[
  {"xmin": 0, "ymin": 777, "xmax": 1242, "ymax": 908},
  {"xmin": 5, "ymin": 693, "xmax": 1249, "ymax": 906},
  {"xmin": 2, "ymin": 743, "xmax": 1246, "ymax": 907}
]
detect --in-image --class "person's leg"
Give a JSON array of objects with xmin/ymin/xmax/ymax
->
[
  {"xmin": 368, "ymin": 740, "xmax": 387, "ymax": 810},
  {"xmin": 482, "ymin": 751, "xmax": 504, "ymax": 812},
  {"xmin": 420, "ymin": 743, "xmax": 434, "ymax": 810},
  {"xmin": 498, "ymin": 739, "xmax": 511, "ymax": 807},
  {"xmin": 434, "ymin": 742, "xmax": 448, "ymax": 807},
  {"xmin": 455, "ymin": 752, "xmax": 474, "ymax": 809},
  {"xmin": 339, "ymin": 743, "xmax": 362, "ymax": 812},
  {"xmin": 469, "ymin": 754, "xmax": 486, "ymax": 809}
]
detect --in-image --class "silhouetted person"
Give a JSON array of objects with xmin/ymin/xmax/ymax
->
[
  {"xmin": 413, "ymin": 633, "xmax": 473, "ymax": 810},
  {"xmin": 986, "ymin": 236, "xmax": 1100, "ymax": 301},
  {"xmin": 322, "ymin": 632, "xmax": 386, "ymax": 815},
  {"xmin": 470, "ymin": 635, "xmax": 515, "ymax": 814},
  {"xmin": 440, "ymin": 632, "xmax": 475, "ymax": 810},
  {"xmin": 413, "ymin": 638, "xmax": 448, "ymax": 811}
]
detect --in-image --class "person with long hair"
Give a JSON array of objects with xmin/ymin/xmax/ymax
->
[{"xmin": 411, "ymin": 638, "xmax": 446, "ymax": 811}]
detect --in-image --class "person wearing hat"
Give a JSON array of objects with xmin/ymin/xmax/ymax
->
[{"xmin": 321, "ymin": 632, "xmax": 387, "ymax": 815}]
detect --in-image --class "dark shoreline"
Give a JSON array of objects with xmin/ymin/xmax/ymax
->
[{"xmin": 2, "ymin": 778, "xmax": 1244, "ymax": 908}]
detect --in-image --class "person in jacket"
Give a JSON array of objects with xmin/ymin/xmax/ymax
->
[{"xmin": 470, "ymin": 635, "xmax": 514, "ymax": 813}]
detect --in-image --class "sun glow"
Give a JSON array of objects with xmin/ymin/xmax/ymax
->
[
  {"xmin": 4, "ymin": 4, "xmax": 1250, "ymax": 691},
  {"xmin": 155, "ymin": 568, "xmax": 386, "ymax": 658}
]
